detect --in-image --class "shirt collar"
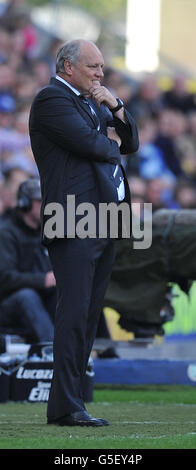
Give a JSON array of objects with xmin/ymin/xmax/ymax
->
[{"xmin": 55, "ymin": 75, "xmax": 80, "ymax": 96}]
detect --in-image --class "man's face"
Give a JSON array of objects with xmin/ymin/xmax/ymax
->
[{"xmin": 65, "ymin": 43, "xmax": 104, "ymax": 96}]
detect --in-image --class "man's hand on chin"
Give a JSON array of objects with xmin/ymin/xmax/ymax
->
[
  {"xmin": 90, "ymin": 81, "xmax": 126, "ymax": 124},
  {"xmin": 89, "ymin": 82, "xmax": 118, "ymax": 109}
]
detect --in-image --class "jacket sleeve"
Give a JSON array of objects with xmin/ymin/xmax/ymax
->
[
  {"xmin": 30, "ymin": 88, "xmax": 121, "ymax": 165},
  {"xmin": 0, "ymin": 231, "xmax": 45, "ymax": 300},
  {"xmin": 113, "ymin": 110, "xmax": 139, "ymax": 154},
  {"xmin": 103, "ymin": 106, "xmax": 139, "ymax": 155}
]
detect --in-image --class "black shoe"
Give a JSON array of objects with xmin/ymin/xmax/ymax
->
[{"xmin": 47, "ymin": 410, "xmax": 109, "ymax": 427}]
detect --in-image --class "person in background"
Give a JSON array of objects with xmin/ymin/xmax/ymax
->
[
  {"xmin": 128, "ymin": 175, "xmax": 147, "ymax": 219},
  {"xmin": 0, "ymin": 154, "xmax": 38, "ymax": 221},
  {"xmin": 0, "ymin": 178, "xmax": 56, "ymax": 342},
  {"xmin": 173, "ymin": 180, "xmax": 196, "ymax": 209},
  {"xmin": 128, "ymin": 74, "xmax": 163, "ymax": 120},
  {"xmin": 162, "ymin": 75, "xmax": 196, "ymax": 114}
]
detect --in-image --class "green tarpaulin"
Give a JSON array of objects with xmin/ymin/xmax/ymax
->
[{"xmin": 104, "ymin": 209, "xmax": 196, "ymax": 337}]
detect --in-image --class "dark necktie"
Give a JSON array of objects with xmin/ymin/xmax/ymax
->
[{"xmin": 79, "ymin": 95, "xmax": 100, "ymax": 131}]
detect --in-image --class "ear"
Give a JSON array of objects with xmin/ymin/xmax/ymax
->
[{"xmin": 63, "ymin": 59, "xmax": 73, "ymax": 76}]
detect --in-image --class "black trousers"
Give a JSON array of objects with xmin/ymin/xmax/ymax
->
[{"xmin": 47, "ymin": 237, "xmax": 115, "ymax": 420}]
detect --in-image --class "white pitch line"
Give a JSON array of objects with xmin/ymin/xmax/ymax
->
[{"xmin": 120, "ymin": 420, "xmax": 196, "ymax": 424}]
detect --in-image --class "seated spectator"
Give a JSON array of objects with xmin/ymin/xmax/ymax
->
[
  {"xmin": 128, "ymin": 175, "xmax": 147, "ymax": 200},
  {"xmin": 42, "ymin": 36, "xmax": 64, "ymax": 76},
  {"xmin": 0, "ymin": 63, "xmax": 16, "ymax": 94},
  {"xmin": 128, "ymin": 73, "xmax": 163, "ymax": 119},
  {"xmin": 173, "ymin": 180, "xmax": 196, "ymax": 209},
  {"xmin": 162, "ymin": 75, "xmax": 196, "ymax": 114},
  {"xmin": 145, "ymin": 178, "xmax": 175, "ymax": 212},
  {"xmin": 31, "ymin": 59, "xmax": 51, "ymax": 89},
  {"xmin": 0, "ymin": 105, "xmax": 36, "ymax": 179},
  {"xmin": 0, "ymin": 91, "xmax": 16, "ymax": 129},
  {"xmin": 175, "ymin": 111, "xmax": 196, "ymax": 182},
  {"xmin": 0, "ymin": 1, "xmax": 38, "ymax": 61},
  {"xmin": 103, "ymin": 67, "xmax": 134, "ymax": 104},
  {"xmin": 0, "ymin": 178, "xmax": 56, "ymax": 342},
  {"xmin": 0, "ymin": 127, "xmax": 31, "ymax": 164},
  {"xmin": 2, "ymin": 151, "xmax": 37, "ymax": 175},
  {"xmin": 0, "ymin": 101, "xmax": 31, "ymax": 160},
  {"xmin": 187, "ymin": 110, "xmax": 196, "ymax": 140},
  {"xmin": 0, "ymin": 26, "xmax": 11, "ymax": 63},
  {"xmin": 137, "ymin": 116, "xmax": 176, "ymax": 181},
  {"xmin": 14, "ymin": 72, "xmax": 39, "ymax": 105},
  {"xmin": 155, "ymin": 108, "xmax": 186, "ymax": 178},
  {"xmin": 128, "ymin": 175, "xmax": 147, "ymax": 219},
  {"xmin": 0, "ymin": 159, "xmax": 36, "ymax": 221}
]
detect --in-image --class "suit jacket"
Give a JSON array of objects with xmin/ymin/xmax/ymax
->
[{"xmin": 29, "ymin": 77, "xmax": 139, "ymax": 244}]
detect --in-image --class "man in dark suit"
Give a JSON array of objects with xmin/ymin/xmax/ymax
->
[{"xmin": 29, "ymin": 39, "xmax": 139, "ymax": 426}]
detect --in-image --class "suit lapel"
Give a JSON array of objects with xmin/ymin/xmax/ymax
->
[
  {"xmin": 49, "ymin": 77, "xmax": 98, "ymax": 129},
  {"xmin": 75, "ymin": 96, "xmax": 98, "ymax": 128}
]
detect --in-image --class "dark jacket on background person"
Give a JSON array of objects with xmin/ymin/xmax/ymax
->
[{"xmin": 0, "ymin": 208, "xmax": 51, "ymax": 303}]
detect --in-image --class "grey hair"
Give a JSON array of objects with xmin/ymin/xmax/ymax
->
[{"xmin": 56, "ymin": 40, "xmax": 82, "ymax": 73}]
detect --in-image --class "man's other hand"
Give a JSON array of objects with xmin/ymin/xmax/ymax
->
[
  {"xmin": 107, "ymin": 126, "xmax": 122, "ymax": 147},
  {"xmin": 45, "ymin": 271, "xmax": 56, "ymax": 288}
]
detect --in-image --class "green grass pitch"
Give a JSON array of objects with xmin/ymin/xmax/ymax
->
[{"xmin": 0, "ymin": 385, "xmax": 196, "ymax": 449}]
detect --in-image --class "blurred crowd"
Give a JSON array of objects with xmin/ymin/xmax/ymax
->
[
  {"xmin": 0, "ymin": 0, "xmax": 62, "ymax": 219},
  {"xmin": 0, "ymin": 0, "xmax": 196, "ymax": 219},
  {"xmin": 103, "ymin": 69, "xmax": 196, "ymax": 214}
]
